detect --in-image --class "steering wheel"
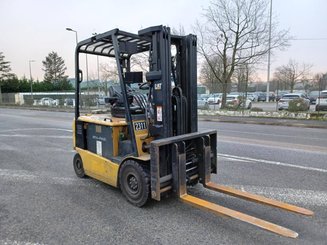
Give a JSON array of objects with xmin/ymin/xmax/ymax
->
[{"xmin": 139, "ymin": 82, "xmax": 150, "ymax": 90}]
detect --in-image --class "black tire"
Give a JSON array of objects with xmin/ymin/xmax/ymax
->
[
  {"xmin": 73, "ymin": 153, "xmax": 86, "ymax": 178},
  {"xmin": 119, "ymin": 160, "xmax": 150, "ymax": 207}
]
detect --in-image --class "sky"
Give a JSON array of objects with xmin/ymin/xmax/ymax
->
[{"xmin": 0, "ymin": 0, "xmax": 326, "ymax": 82}]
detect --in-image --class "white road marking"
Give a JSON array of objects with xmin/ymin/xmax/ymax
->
[
  {"xmin": 0, "ymin": 239, "xmax": 45, "ymax": 245},
  {"xmin": 218, "ymin": 153, "xmax": 327, "ymax": 173},
  {"xmin": 218, "ymin": 135, "xmax": 327, "ymax": 154},
  {"xmin": 190, "ymin": 184, "xmax": 327, "ymax": 207},
  {"xmin": 220, "ymin": 156, "xmax": 249, "ymax": 162},
  {"xmin": 1, "ymin": 168, "xmax": 326, "ymax": 207},
  {"xmin": 0, "ymin": 169, "xmax": 95, "ymax": 187},
  {"xmin": 231, "ymin": 185, "xmax": 327, "ymax": 207},
  {"xmin": 0, "ymin": 128, "xmax": 72, "ymax": 133},
  {"xmin": 216, "ymin": 128, "xmax": 326, "ymax": 141},
  {"xmin": 0, "ymin": 134, "xmax": 71, "ymax": 139}
]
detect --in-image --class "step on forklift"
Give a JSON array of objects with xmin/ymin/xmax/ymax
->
[{"xmin": 72, "ymin": 25, "xmax": 313, "ymax": 238}]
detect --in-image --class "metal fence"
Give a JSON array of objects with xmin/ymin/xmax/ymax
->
[{"xmin": 0, "ymin": 92, "xmax": 107, "ymax": 110}]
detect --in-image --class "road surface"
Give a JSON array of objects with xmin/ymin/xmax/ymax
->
[{"xmin": 0, "ymin": 108, "xmax": 326, "ymax": 245}]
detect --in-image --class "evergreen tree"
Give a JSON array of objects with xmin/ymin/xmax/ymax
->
[
  {"xmin": 0, "ymin": 52, "xmax": 15, "ymax": 101},
  {"xmin": 0, "ymin": 52, "xmax": 14, "ymax": 80},
  {"xmin": 42, "ymin": 51, "xmax": 68, "ymax": 84}
]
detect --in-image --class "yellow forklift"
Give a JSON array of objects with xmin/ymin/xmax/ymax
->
[{"xmin": 72, "ymin": 25, "xmax": 313, "ymax": 238}]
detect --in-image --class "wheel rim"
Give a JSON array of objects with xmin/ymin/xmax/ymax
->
[
  {"xmin": 126, "ymin": 173, "xmax": 139, "ymax": 194},
  {"xmin": 74, "ymin": 158, "xmax": 84, "ymax": 175},
  {"xmin": 75, "ymin": 159, "xmax": 82, "ymax": 170}
]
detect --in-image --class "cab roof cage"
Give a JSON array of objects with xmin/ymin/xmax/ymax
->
[{"xmin": 77, "ymin": 29, "xmax": 151, "ymax": 58}]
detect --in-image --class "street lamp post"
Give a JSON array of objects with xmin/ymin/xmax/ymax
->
[
  {"xmin": 66, "ymin": 28, "xmax": 78, "ymax": 45},
  {"xmin": 266, "ymin": 0, "xmax": 273, "ymax": 103},
  {"xmin": 29, "ymin": 60, "xmax": 35, "ymax": 100},
  {"xmin": 66, "ymin": 27, "xmax": 89, "ymax": 97}
]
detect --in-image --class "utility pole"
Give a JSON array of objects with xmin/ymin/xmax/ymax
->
[{"xmin": 29, "ymin": 60, "xmax": 35, "ymax": 100}]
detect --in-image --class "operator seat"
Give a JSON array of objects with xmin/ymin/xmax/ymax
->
[{"xmin": 107, "ymin": 85, "xmax": 145, "ymax": 118}]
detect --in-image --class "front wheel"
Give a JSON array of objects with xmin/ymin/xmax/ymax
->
[
  {"xmin": 119, "ymin": 160, "xmax": 150, "ymax": 207},
  {"xmin": 73, "ymin": 153, "xmax": 86, "ymax": 178}
]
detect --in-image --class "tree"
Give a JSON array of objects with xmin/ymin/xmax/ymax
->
[
  {"xmin": 235, "ymin": 63, "xmax": 256, "ymax": 93},
  {"xmin": 42, "ymin": 51, "xmax": 67, "ymax": 84},
  {"xmin": 171, "ymin": 25, "xmax": 186, "ymax": 36},
  {"xmin": 273, "ymin": 59, "xmax": 312, "ymax": 92},
  {"xmin": 200, "ymin": 55, "xmax": 225, "ymax": 92},
  {"xmin": 0, "ymin": 52, "xmax": 15, "ymax": 102},
  {"xmin": 101, "ymin": 59, "xmax": 119, "ymax": 82},
  {"xmin": 0, "ymin": 52, "xmax": 14, "ymax": 80},
  {"xmin": 311, "ymin": 73, "xmax": 327, "ymax": 91},
  {"xmin": 195, "ymin": 0, "xmax": 289, "ymax": 107}
]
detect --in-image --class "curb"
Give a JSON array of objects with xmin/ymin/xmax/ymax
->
[{"xmin": 198, "ymin": 116, "xmax": 327, "ymax": 129}]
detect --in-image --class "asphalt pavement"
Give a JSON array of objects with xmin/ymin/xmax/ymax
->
[
  {"xmin": 2, "ymin": 104, "xmax": 327, "ymax": 129},
  {"xmin": 0, "ymin": 108, "xmax": 326, "ymax": 245}
]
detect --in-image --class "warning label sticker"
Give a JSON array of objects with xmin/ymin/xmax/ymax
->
[
  {"xmin": 96, "ymin": 140, "xmax": 102, "ymax": 156},
  {"xmin": 157, "ymin": 106, "xmax": 162, "ymax": 122}
]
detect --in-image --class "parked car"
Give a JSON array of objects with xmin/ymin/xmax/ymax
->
[
  {"xmin": 269, "ymin": 92, "xmax": 276, "ymax": 101},
  {"xmin": 308, "ymin": 90, "xmax": 321, "ymax": 104},
  {"xmin": 39, "ymin": 97, "xmax": 58, "ymax": 106},
  {"xmin": 207, "ymin": 93, "xmax": 222, "ymax": 104},
  {"xmin": 257, "ymin": 92, "xmax": 275, "ymax": 102},
  {"xmin": 238, "ymin": 92, "xmax": 258, "ymax": 102},
  {"xmin": 315, "ymin": 90, "xmax": 327, "ymax": 111},
  {"xmin": 276, "ymin": 91, "xmax": 289, "ymax": 101},
  {"xmin": 64, "ymin": 98, "xmax": 75, "ymax": 107},
  {"xmin": 247, "ymin": 93, "xmax": 258, "ymax": 102},
  {"xmin": 199, "ymin": 94, "xmax": 210, "ymax": 101},
  {"xmin": 256, "ymin": 92, "xmax": 266, "ymax": 102},
  {"xmin": 197, "ymin": 98, "xmax": 209, "ymax": 109},
  {"xmin": 277, "ymin": 93, "xmax": 310, "ymax": 111},
  {"xmin": 226, "ymin": 94, "xmax": 252, "ymax": 109}
]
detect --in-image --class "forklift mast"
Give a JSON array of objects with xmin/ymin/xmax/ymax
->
[{"xmin": 138, "ymin": 26, "xmax": 198, "ymax": 138}]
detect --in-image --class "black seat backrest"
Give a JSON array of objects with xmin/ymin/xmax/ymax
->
[{"xmin": 108, "ymin": 85, "xmax": 122, "ymax": 98}]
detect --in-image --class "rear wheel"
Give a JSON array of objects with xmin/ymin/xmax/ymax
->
[
  {"xmin": 119, "ymin": 160, "xmax": 150, "ymax": 207},
  {"xmin": 73, "ymin": 153, "xmax": 86, "ymax": 178}
]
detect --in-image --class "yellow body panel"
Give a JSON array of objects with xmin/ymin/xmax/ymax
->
[
  {"xmin": 76, "ymin": 147, "xmax": 119, "ymax": 187},
  {"xmin": 72, "ymin": 120, "xmax": 76, "ymax": 148},
  {"xmin": 78, "ymin": 115, "xmax": 127, "ymax": 127},
  {"xmin": 73, "ymin": 116, "xmax": 151, "ymax": 188}
]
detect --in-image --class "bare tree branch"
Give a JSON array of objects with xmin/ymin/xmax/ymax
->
[
  {"xmin": 273, "ymin": 59, "xmax": 312, "ymax": 92},
  {"xmin": 194, "ymin": 0, "xmax": 290, "ymax": 107}
]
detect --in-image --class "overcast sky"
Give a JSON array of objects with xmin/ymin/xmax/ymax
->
[{"xmin": 1, "ymin": 0, "xmax": 326, "ymax": 81}]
